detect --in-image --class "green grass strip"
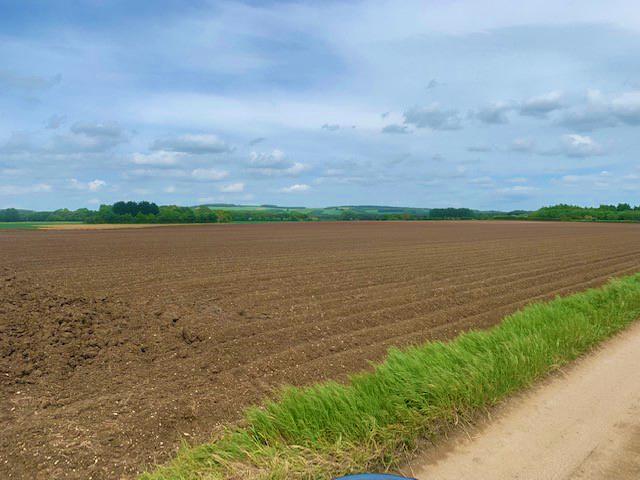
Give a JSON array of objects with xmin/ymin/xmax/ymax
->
[
  {"xmin": 141, "ymin": 273, "xmax": 640, "ymax": 480},
  {"xmin": 0, "ymin": 221, "xmax": 80, "ymax": 230}
]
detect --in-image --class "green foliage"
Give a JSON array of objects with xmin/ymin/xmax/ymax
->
[
  {"xmin": 140, "ymin": 273, "xmax": 640, "ymax": 480},
  {"xmin": 429, "ymin": 207, "xmax": 476, "ymax": 219},
  {"xmin": 0, "ymin": 208, "xmax": 21, "ymax": 222},
  {"xmin": 0, "ymin": 222, "xmax": 80, "ymax": 230},
  {"xmin": 4, "ymin": 202, "xmax": 640, "ymax": 226},
  {"xmin": 530, "ymin": 203, "xmax": 640, "ymax": 222},
  {"xmin": 0, "ymin": 207, "xmax": 92, "ymax": 223},
  {"xmin": 112, "ymin": 201, "xmax": 160, "ymax": 216}
]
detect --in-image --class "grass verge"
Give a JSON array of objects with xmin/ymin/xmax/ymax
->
[
  {"xmin": 0, "ymin": 221, "xmax": 81, "ymax": 230},
  {"xmin": 141, "ymin": 273, "xmax": 640, "ymax": 480}
]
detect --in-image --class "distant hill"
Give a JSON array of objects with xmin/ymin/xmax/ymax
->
[
  {"xmin": 33, "ymin": 202, "xmax": 640, "ymax": 226},
  {"xmin": 197, "ymin": 203, "xmax": 306, "ymax": 211},
  {"xmin": 195, "ymin": 204, "xmax": 524, "ymax": 218},
  {"xmin": 6, "ymin": 203, "xmax": 640, "ymax": 225}
]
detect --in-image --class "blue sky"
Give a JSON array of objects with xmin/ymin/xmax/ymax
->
[{"xmin": 1, "ymin": 0, "xmax": 640, "ymax": 210}]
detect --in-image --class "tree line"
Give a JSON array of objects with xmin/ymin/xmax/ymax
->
[
  {"xmin": 0, "ymin": 202, "xmax": 308, "ymax": 224},
  {"xmin": 1, "ymin": 204, "xmax": 491, "ymax": 223},
  {"xmin": 528, "ymin": 203, "xmax": 640, "ymax": 222},
  {"xmin": 3, "ymin": 202, "xmax": 640, "ymax": 224}
]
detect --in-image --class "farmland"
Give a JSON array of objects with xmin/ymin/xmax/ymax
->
[
  {"xmin": 2, "ymin": 221, "xmax": 640, "ymax": 479},
  {"xmin": 0, "ymin": 221, "xmax": 81, "ymax": 230}
]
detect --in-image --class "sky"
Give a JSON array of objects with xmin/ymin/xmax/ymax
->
[{"xmin": 1, "ymin": 0, "xmax": 640, "ymax": 211}]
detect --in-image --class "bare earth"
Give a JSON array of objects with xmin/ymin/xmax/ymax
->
[
  {"xmin": 2, "ymin": 221, "xmax": 640, "ymax": 479},
  {"xmin": 406, "ymin": 321, "xmax": 640, "ymax": 480},
  {"xmin": 38, "ymin": 223, "xmax": 194, "ymax": 230}
]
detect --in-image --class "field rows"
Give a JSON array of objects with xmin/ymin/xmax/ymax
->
[{"xmin": 2, "ymin": 221, "xmax": 640, "ymax": 479}]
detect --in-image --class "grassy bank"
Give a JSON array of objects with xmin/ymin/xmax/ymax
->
[
  {"xmin": 141, "ymin": 273, "xmax": 640, "ymax": 480},
  {"xmin": 0, "ymin": 221, "xmax": 81, "ymax": 230}
]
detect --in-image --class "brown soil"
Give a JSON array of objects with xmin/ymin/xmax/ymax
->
[
  {"xmin": 1, "ymin": 221, "xmax": 640, "ymax": 479},
  {"xmin": 38, "ymin": 223, "xmax": 196, "ymax": 230}
]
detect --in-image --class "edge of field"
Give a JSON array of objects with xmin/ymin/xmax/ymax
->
[
  {"xmin": 140, "ymin": 273, "xmax": 640, "ymax": 480},
  {"xmin": 37, "ymin": 223, "xmax": 194, "ymax": 230},
  {"xmin": 0, "ymin": 221, "xmax": 82, "ymax": 230}
]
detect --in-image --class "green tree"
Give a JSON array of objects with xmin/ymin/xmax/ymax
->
[{"xmin": 0, "ymin": 208, "xmax": 21, "ymax": 222}]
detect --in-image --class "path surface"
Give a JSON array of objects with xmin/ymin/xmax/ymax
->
[{"xmin": 408, "ymin": 321, "xmax": 640, "ymax": 480}]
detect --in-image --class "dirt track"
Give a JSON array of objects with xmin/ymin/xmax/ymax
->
[
  {"xmin": 2, "ymin": 221, "xmax": 640, "ymax": 479},
  {"xmin": 407, "ymin": 320, "xmax": 640, "ymax": 480}
]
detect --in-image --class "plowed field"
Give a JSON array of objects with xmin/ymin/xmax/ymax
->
[{"xmin": 2, "ymin": 221, "xmax": 639, "ymax": 479}]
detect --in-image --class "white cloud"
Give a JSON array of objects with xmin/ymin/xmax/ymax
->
[
  {"xmin": 249, "ymin": 149, "xmax": 289, "ymax": 168},
  {"xmin": 126, "ymin": 168, "xmax": 188, "ymax": 179},
  {"xmin": 125, "ymin": 167, "xmax": 228, "ymax": 181},
  {"xmin": 248, "ymin": 150, "xmax": 310, "ymax": 177},
  {"xmin": 381, "ymin": 124, "xmax": 410, "ymax": 134},
  {"xmin": 475, "ymin": 101, "xmax": 512, "ymax": 124},
  {"xmin": 560, "ymin": 134, "xmax": 604, "ymax": 157},
  {"xmin": 610, "ymin": 90, "xmax": 640, "ymax": 125},
  {"xmin": 467, "ymin": 176, "xmax": 495, "ymax": 187},
  {"xmin": 88, "ymin": 179, "xmax": 106, "ymax": 191},
  {"xmin": 50, "ymin": 133, "xmax": 116, "ymax": 153},
  {"xmin": 49, "ymin": 123, "xmax": 128, "ymax": 153},
  {"xmin": 191, "ymin": 168, "xmax": 229, "ymax": 181},
  {"xmin": 506, "ymin": 134, "xmax": 604, "ymax": 158},
  {"xmin": 218, "ymin": 182, "xmax": 245, "ymax": 193},
  {"xmin": 403, "ymin": 104, "xmax": 463, "ymax": 130},
  {"xmin": 151, "ymin": 134, "xmax": 231, "ymax": 154},
  {"xmin": 69, "ymin": 178, "xmax": 107, "ymax": 191},
  {"xmin": 251, "ymin": 162, "xmax": 310, "ymax": 177},
  {"xmin": 559, "ymin": 90, "xmax": 616, "ymax": 131},
  {"xmin": 131, "ymin": 151, "xmax": 184, "ymax": 166},
  {"xmin": 518, "ymin": 91, "xmax": 565, "ymax": 117},
  {"xmin": 287, "ymin": 162, "xmax": 311, "ymax": 176},
  {"xmin": 559, "ymin": 89, "xmax": 640, "ymax": 130},
  {"xmin": 279, "ymin": 183, "xmax": 310, "ymax": 193},
  {"xmin": 70, "ymin": 122, "xmax": 124, "ymax": 139},
  {"xmin": 555, "ymin": 170, "xmax": 613, "ymax": 189},
  {"xmin": 559, "ymin": 108, "xmax": 617, "ymax": 131}
]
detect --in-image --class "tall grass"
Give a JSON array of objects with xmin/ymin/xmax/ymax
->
[{"xmin": 141, "ymin": 273, "xmax": 640, "ymax": 480}]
